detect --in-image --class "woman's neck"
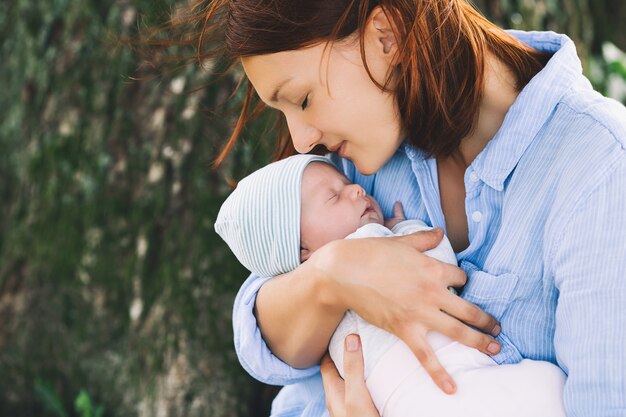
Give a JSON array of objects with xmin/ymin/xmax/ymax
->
[{"xmin": 455, "ymin": 54, "xmax": 519, "ymax": 167}]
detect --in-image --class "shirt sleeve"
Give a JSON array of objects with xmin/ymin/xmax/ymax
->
[
  {"xmin": 232, "ymin": 272, "xmax": 320, "ymax": 385},
  {"xmin": 550, "ymin": 158, "xmax": 626, "ymax": 416}
]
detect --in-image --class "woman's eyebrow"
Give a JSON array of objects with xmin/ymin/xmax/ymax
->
[{"xmin": 271, "ymin": 78, "xmax": 294, "ymax": 102}]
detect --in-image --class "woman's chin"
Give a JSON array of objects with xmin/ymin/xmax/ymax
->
[
  {"xmin": 347, "ymin": 157, "xmax": 372, "ymax": 175},
  {"xmin": 350, "ymin": 148, "xmax": 397, "ymax": 175},
  {"xmin": 353, "ymin": 159, "xmax": 383, "ymax": 176}
]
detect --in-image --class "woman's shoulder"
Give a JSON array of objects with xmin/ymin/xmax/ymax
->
[
  {"xmin": 521, "ymin": 91, "xmax": 626, "ymax": 221},
  {"xmin": 557, "ymin": 88, "xmax": 626, "ymax": 149},
  {"xmin": 534, "ymin": 88, "xmax": 626, "ymax": 180}
]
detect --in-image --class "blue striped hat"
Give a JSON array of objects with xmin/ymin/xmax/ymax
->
[{"xmin": 214, "ymin": 154, "xmax": 335, "ymax": 277}]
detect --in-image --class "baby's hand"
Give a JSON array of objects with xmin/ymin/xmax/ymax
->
[{"xmin": 384, "ymin": 201, "xmax": 406, "ymax": 229}]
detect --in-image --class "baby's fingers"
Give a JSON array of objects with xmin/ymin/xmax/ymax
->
[{"xmin": 393, "ymin": 201, "xmax": 405, "ymax": 221}]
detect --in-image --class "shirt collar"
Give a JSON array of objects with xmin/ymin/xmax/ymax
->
[
  {"xmin": 471, "ymin": 31, "xmax": 587, "ymax": 191},
  {"xmin": 401, "ymin": 31, "xmax": 588, "ymax": 191}
]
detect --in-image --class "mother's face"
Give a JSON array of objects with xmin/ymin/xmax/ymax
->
[{"xmin": 241, "ymin": 9, "xmax": 404, "ymax": 175}]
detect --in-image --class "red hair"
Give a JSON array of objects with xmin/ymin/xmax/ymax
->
[{"xmin": 149, "ymin": 0, "xmax": 549, "ymax": 164}]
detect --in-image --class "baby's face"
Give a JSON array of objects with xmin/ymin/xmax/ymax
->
[{"xmin": 300, "ymin": 162, "xmax": 383, "ymax": 260}]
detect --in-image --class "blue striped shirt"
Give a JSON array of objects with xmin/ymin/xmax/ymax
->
[{"xmin": 232, "ymin": 31, "xmax": 626, "ymax": 416}]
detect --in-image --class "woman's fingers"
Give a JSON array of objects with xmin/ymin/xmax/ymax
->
[
  {"xmin": 396, "ymin": 228, "xmax": 445, "ymax": 253},
  {"xmin": 320, "ymin": 335, "xmax": 380, "ymax": 417},
  {"xmin": 435, "ymin": 306, "xmax": 501, "ymax": 356},
  {"xmin": 342, "ymin": 335, "xmax": 379, "ymax": 416},
  {"xmin": 315, "ymin": 235, "xmax": 501, "ymax": 399},
  {"xmin": 436, "ymin": 262, "xmax": 468, "ymax": 288},
  {"xmin": 320, "ymin": 353, "xmax": 346, "ymax": 417},
  {"xmin": 398, "ymin": 326, "xmax": 457, "ymax": 395},
  {"xmin": 440, "ymin": 293, "xmax": 501, "ymax": 338}
]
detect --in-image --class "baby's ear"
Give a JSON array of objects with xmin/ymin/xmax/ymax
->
[{"xmin": 300, "ymin": 247, "xmax": 311, "ymax": 262}]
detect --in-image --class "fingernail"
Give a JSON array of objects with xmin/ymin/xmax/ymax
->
[
  {"xmin": 487, "ymin": 342, "xmax": 500, "ymax": 354},
  {"xmin": 346, "ymin": 334, "xmax": 359, "ymax": 352},
  {"xmin": 443, "ymin": 380, "xmax": 456, "ymax": 395},
  {"xmin": 491, "ymin": 324, "xmax": 501, "ymax": 336}
]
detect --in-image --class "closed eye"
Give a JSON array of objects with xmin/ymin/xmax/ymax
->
[{"xmin": 301, "ymin": 95, "xmax": 309, "ymax": 111}]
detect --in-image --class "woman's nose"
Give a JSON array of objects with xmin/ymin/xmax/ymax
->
[{"xmin": 286, "ymin": 116, "xmax": 322, "ymax": 153}]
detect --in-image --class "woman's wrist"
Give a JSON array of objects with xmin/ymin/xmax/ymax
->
[{"xmin": 308, "ymin": 240, "xmax": 348, "ymax": 316}]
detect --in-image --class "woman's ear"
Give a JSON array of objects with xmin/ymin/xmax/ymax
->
[{"xmin": 366, "ymin": 6, "xmax": 399, "ymax": 64}]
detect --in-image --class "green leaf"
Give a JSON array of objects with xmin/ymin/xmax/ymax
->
[
  {"xmin": 75, "ymin": 389, "xmax": 105, "ymax": 417},
  {"xmin": 34, "ymin": 379, "xmax": 68, "ymax": 417}
]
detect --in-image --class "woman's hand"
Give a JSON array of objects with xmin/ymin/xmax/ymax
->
[
  {"xmin": 311, "ymin": 228, "xmax": 502, "ymax": 395},
  {"xmin": 321, "ymin": 334, "xmax": 380, "ymax": 417}
]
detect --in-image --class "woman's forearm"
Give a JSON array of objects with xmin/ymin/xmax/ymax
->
[
  {"xmin": 255, "ymin": 244, "xmax": 346, "ymax": 368},
  {"xmin": 254, "ymin": 231, "xmax": 500, "ymax": 384}
]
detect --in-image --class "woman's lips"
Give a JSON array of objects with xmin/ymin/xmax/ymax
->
[
  {"xmin": 337, "ymin": 141, "xmax": 347, "ymax": 158},
  {"xmin": 327, "ymin": 141, "xmax": 348, "ymax": 158}
]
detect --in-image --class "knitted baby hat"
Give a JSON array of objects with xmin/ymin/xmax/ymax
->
[{"xmin": 214, "ymin": 154, "xmax": 335, "ymax": 277}]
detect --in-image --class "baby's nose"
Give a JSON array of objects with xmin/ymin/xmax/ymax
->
[{"xmin": 350, "ymin": 184, "xmax": 365, "ymax": 198}]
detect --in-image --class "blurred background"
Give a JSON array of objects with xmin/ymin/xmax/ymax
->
[{"xmin": 1, "ymin": 0, "xmax": 625, "ymax": 416}]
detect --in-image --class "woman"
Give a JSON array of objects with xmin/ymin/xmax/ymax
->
[{"xmin": 169, "ymin": 0, "xmax": 626, "ymax": 415}]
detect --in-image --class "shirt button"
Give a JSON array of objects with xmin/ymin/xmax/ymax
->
[
  {"xmin": 469, "ymin": 171, "xmax": 479, "ymax": 183},
  {"xmin": 471, "ymin": 211, "xmax": 483, "ymax": 222}
]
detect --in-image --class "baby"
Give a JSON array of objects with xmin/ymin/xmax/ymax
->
[{"xmin": 215, "ymin": 154, "xmax": 566, "ymax": 417}]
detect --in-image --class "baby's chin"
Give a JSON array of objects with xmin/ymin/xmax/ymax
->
[{"xmin": 359, "ymin": 211, "xmax": 384, "ymax": 227}]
